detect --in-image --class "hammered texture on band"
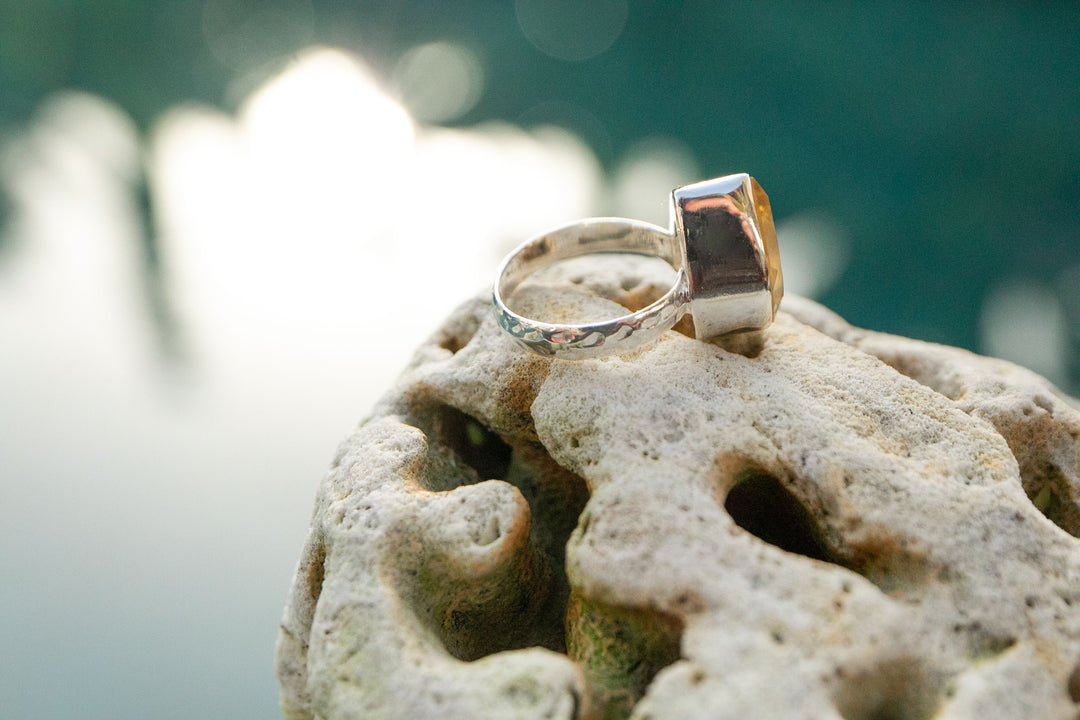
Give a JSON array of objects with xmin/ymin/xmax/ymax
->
[{"xmin": 495, "ymin": 282, "xmax": 685, "ymax": 359}]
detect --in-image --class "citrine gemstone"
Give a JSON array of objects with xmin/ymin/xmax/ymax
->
[{"xmin": 749, "ymin": 176, "xmax": 784, "ymax": 317}]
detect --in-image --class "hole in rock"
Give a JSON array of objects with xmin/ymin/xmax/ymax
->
[
  {"xmin": 721, "ymin": 465, "xmax": 932, "ymax": 598},
  {"xmin": 711, "ymin": 329, "xmax": 766, "ymax": 358},
  {"xmin": 434, "ymin": 306, "xmax": 483, "ymax": 354},
  {"xmin": 566, "ymin": 592, "xmax": 684, "ymax": 720},
  {"xmin": 1068, "ymin": 657, "xmax": 1080, "ymax": 703},
  {"xmin": 1022, "ymin": 461, "xmax": 1080, "ymax": 538},
  {"xmin": 439, "ymin": 334, "xmax": 467, "ymax": 354},
  {"xmin": 304, "ymin": 537, "xmax": 327, "ymax": 609},
  {"xmin": 724, "ymin": 471, "xmax": 831, "ymax": 562},
  {"xmin": 1034, "ymin": 394, "xmax": 1055, "ymax": 413},
  {"xmin": 403, "ymin": 404, "xmax": 590, "ymax": 664},
  {"xmin": 833, "ymin": 657, "xmax": 947, "ymax": 720},
  {"xmin": 951, "ymin": 621, "xmax": 1015, "ymax": 662},
  {"xmin": 431, "ymin": 405, "xmax": 514, "ymax": 486}
]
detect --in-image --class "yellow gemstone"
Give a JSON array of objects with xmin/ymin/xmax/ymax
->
[{"xmin": 749, "ymin": 176, "xmax": 784, "ymax": 317}]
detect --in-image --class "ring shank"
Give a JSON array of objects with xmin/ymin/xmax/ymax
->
[
  {"xmin": 493, "ymin": 218, "xmax": 687, "ymax": 359},
  {"xmin": 496, "ymin": 219, "xmax": 680, "ymax": 298}
]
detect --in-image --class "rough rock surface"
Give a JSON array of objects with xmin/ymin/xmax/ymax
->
[{"xmin": 276, "ymin": 256, "xmax": 1080, "ymax": 720}]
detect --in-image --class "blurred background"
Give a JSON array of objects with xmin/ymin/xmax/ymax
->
[{"xmin": 0, "ymin": 2, "xmax": 1077, "ymax": 719}]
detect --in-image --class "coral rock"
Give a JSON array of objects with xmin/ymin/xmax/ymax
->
[{"xmin": 277, "ymin": 256, "xmax": 1080, "ymax": 720}]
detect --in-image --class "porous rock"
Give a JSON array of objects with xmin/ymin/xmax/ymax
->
[{"xmin": 277, "ymin": 255, "xmax": 1080, "ymax": 720}]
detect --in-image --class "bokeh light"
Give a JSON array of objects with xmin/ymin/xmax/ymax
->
[
  {"xmin": 515, "ymin": 0, "xmax": 628, "ymax": 62},
  {"xmin": 393, "ymin": 41, "xmax": 485, "ymax": 123},
  {"xmin": 610, "ymin": 136, "xmax": 700, "ymax": 225},
  {"xmin": 202, "ymin": 0, "xmax": 315, "ymax": 72},
  {"xmin": 980, "ymin": 280, "xmax": 1070, "ymax": 387},
  {"xmin": 775, "ymin": 212, "xmax": 850, "ymax": 300}
]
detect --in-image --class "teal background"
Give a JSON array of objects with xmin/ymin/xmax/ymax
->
[
  {"xmin": 3, "ymin": 2, "xmax": 1078, "ymax": 363},
  {"xmin": 0, "ymin": 3, "xmax": 1077, "ymax": 720}
]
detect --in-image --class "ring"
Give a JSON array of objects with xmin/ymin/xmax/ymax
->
[{"xmin": 492, "ymin": 173, "xmax": 783, "ymax": 359}]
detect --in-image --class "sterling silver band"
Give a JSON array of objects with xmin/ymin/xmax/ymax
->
[
  {"xmin": 493, "ymin": 173, "xmax": 783, "ymax": 359},
  {"xmin": 493, "ymin": 218, "xmax": 689, "ymax": 358}
]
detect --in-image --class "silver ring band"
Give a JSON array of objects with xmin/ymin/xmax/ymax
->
[
  {"xmin": 493, "ymin": 173, "xmax": 783, "ymax": 359},
  {"xmin": 494, "ymin": 218, "xmax": 689, "ymax": 358}
]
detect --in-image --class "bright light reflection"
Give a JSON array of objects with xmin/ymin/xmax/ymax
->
[
  {"xmin": 0, "ymin": 91, "xmax": 146, "ymax": 383},
  {"xmin": 151, "ymin": 47, "xmax": 601, "ymax": 407},
  {"xmin": 240, "ymin": 48, "xmax": 416, "ymax": 238}
]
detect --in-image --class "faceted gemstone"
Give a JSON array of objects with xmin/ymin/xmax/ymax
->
[{"xmin": 749, "ymin": 176, "xmax": 784, "ymax": 317}]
